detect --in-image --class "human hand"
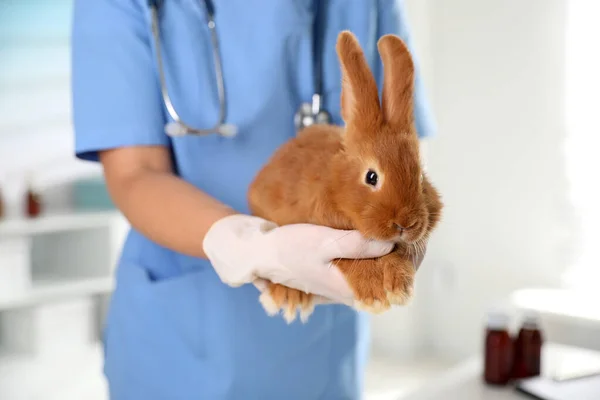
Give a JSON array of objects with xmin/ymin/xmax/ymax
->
[
  {"xmin": 202, "ymin": 214, "xmax": 395, "ymax": 305},
  {"xmin": 250, "ymin": 240, "xmax": 428, "ymax": 309}
]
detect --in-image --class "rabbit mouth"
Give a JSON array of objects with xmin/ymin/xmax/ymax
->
[
  {"xmin": 370, "ymin": 227, "xmax": 421, "ymax": 245},
  {"xmin": 388, "ymin": 221, "xmax": 427, "ymax": 244},
  {"xmin": 355, "ymin": 207, "xmax": 427, "ymax": 243},
  {"xmin": 392, "ymin": 233, "xmax": 419, "ymax": 244}
]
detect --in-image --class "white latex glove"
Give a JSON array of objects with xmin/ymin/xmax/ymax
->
[{"xmin": 202, "ymin": 214, "xmax": 395, "ymax": 305}]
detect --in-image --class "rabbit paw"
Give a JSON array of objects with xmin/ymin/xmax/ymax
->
[
  {"xmin": 259, "ymin": 283, "xmax": 315, "ymax": 324},
  {"xmin": 382, "ymin": 253, "xmax": 415, "ymax": 305},
  {"xmin": 335, "ymin": 259, "xmax": 391, "ymax": 314}
]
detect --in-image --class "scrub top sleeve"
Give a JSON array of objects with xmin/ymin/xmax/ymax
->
[
  {"xmin": 71, "ymin": 0, "xmax": 169, "ymax": 162},
  {"xmin": 376, "ymin": 0, "xmax": 436, "ymax": 139}
]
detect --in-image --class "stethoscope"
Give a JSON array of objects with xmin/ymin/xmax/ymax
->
[{"xmin": 147, "ymin": 0, "xmax": 331, "ymax": 139}]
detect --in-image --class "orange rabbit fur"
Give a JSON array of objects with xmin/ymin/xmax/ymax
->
[{"xmin": 247, "ymin": 31, "xmax": 443, "ymax": 323}]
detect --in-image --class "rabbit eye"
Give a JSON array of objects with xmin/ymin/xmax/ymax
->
[{"xmin": 365, "ymin": 170, "xmax": 378, "ymax": 186}]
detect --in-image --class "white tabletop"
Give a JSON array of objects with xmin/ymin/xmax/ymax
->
[{"xmin": 401, "ymin": 343, "xmax": 600, "ymax": 400}]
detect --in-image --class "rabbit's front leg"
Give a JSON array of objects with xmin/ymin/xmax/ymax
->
[
  {"xmin": 335, "ymin": 258, "xmax": 390, "ymax": 313},
  {"xmin": 335, "ymin": 249, "xmax": 415, "ymax": 312},
  {"xmin": 381, "ymin": 248, "xmax": 415, "ymax": 305}
]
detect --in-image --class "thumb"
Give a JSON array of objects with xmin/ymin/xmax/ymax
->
[{"xmin": 320, "ymin": 230, "xmax": 394, "ymax": 260}]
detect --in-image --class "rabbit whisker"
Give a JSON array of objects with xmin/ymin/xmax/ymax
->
[
  {"xmin": 348, "ymin": 239, "xmax": 368, "ymax": 272},
  {"xmin": 410, "ymin": 239, "xmax": 426, "ymax": 260},
  {"xmin": 410, "ymin": 243, "xmax": 420, "ymax": 259},
  {"xmin": 319, "ymin": 230, "xmax": 355, "ymax": 269},
  {"xmin": 324, "ymin": 230, "xmax": 356, "ymax": 256},
  {"xmin": 410, "ymin": 242, "xmax": 417, "ymax": 258},
  {"xmin": 331, "ymin": 230, "xmax": 356, "ymax": 244}
]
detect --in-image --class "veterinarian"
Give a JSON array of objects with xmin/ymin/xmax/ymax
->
[{"xmin": 71, "ymin": 0, "xmax": 435, "ymax": 399}]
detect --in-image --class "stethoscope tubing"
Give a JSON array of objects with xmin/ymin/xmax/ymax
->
[
  {"xmin": 150, "ymin": 0, "xmax": 234, "ymax": 137},
  {"xmin": 149, "ymin": 0, "xmax": 328, "ymax": 138}
]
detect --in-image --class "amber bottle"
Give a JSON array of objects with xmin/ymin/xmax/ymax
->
[
  {"xmin": 26, "ymin": 186, "xmax": 42, "ymax": 217},
  {"xmin": 512, "ymin": 312, "xmax": 543, "ymax": 379},
  {"xmin": 484, "ymin": 310, "xmax": 513, "ymax": 385}
]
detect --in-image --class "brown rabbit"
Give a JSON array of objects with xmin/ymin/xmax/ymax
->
[{"xmin": 247, "ymin": 30, "xmax": 443, "ymax": 323}]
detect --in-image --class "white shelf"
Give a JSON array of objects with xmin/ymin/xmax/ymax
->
[
  {"xmin": 0, "ymin": 276, "xmax": 114, "ymax": 311},
  {"xmin": 0, "ymin": 210, "xmax": 121, "ymax": 237}
]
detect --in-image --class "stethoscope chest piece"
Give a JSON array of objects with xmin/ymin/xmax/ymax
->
[
  {"xmin": 294, "ymin": 101, "xmax": 331, "ymax": 132},
  {"xmin": 294, "ymin": 0, "xmax": 331, "ymax": 132}
]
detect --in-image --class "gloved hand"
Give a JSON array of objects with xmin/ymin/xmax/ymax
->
[{"xmin": 202, "ymin": 214, "xmax": 395, "ymax": 305}]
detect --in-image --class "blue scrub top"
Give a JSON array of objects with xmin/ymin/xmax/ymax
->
[{"xmin": 72, "ymin": 0, "xmax": 435, "ymax": 399}]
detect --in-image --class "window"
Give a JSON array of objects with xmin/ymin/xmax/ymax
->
[{"xmin": 0, "ymin": 1, "xmax": 97, "ymax": 194}]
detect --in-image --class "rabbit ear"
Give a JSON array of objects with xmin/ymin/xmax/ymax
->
[
  {"xmin": 377, "ymin": 34, "xmax": 415, "ymax": 129},
  {"xmin": 336, "ymin": 31, "xmax": 381, "ymax": 127}
]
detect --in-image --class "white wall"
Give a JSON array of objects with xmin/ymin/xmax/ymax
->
[
  {"xmin": 373, "ymin": 0, "xmax": 600, "ymax": 364},
  {"xmin": 420, "ymin": 0, "xmax": 573, "ymax": 360}
]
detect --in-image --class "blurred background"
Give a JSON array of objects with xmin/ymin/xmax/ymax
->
[{"xmin": 1, "ymin": 0, "xmax": 599, "ymax": 399}]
